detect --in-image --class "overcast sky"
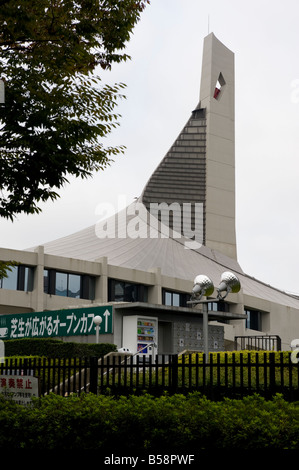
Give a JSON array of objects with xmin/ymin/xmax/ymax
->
[{"xmin": 1, "ymin": 0, "xmax": 299, "ymax": 294}]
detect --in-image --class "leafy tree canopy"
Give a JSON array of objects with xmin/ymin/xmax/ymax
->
[{"xmin": 0, "ymin": 0, "xmax": 149, "ymax": 220}]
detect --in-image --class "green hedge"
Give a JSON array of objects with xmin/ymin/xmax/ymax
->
[
  {"xmin": 1, "ymin": 392, "xmax": 299, "ymax": 450},
  {"xmin": 3, "ymin": 337, "xmax": 117, "ymax": 358}
]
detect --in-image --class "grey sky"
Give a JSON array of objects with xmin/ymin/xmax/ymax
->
[{"xmin": 1, "ymin": 0, "xmax": 299, "ymax": 294}]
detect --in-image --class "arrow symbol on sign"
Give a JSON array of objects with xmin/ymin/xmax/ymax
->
[{"xmin": 103, "ymin": 309, "xmax": 111, "ymax": 332}]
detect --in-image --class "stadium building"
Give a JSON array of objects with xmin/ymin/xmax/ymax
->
[{"xmin": 1, "ymin": 33, "xmax": 298, "ymax": 354}]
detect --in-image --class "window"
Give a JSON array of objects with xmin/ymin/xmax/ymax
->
[
  {"xmin": 108, "ymin": 279, "xmax": 148, "ymax": 302},
  {"xmin": 43, "ymin": 269, "xmax": 49, "ymax": 294},
  {"xmin": 55, "ymin": 272, "xmax": 81, "ymax": 297},
  {"xmin": 0, "ymin": 265, "xmax": 34, "ymax": 292},
  {"xmin": 1, "ymin": 266, "xmax": 18, "ymax": 290},
  {"xmin": 55, "ymin": 272, "xmax": 68, "ymax": 297},
  {"xmin": 208, "ymin": 301, "xmax": 228, "ymax": 312},
  {"xmin": 162, "ymin": 290, "xmax": 188, "ymax": 307},
  {"xmin": 245, "ymin": 308, "xmax": 261, "ymax": 331},
  {"xmin": 213, "ymin": 72, "xmax": 226, "ymax": 100},
  {"xmin": 23, "ymin": 266, "xmax": 34, "ymax": 291},
  {"xmin": 44, "ymin": 269, "xmax": 95, "ymax": 300},
  {"xmin": 68, "ymin": 274, "xmax": 81, "ymax": 298}
]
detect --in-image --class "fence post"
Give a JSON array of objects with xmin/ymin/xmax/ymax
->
[
  {"xmin": 170, "ymin": 355, "xmax": 178, "ymax": 392},
  {"xmin": 269, "ymin": 352, "xmax": 276, "ymax": 397},
  {"xmin": 23, "ymin": 358, "xmax": 28, "ymax": 376},
  {"xmin": 89, "ymin": 357, "xmax": 99, "ymax": 394}
]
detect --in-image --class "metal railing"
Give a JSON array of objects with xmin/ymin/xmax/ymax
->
[{"xmin": 234, "ymin": 335, "xmax": 281, "ymax": 351}]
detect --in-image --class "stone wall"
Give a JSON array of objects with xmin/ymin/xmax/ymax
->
[{"xmin": 172, "ymin": 319, "xmax": 224, "ymax": 354}]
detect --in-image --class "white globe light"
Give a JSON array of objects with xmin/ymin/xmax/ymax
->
[{"xmin": 93, "ymin": 315, "xmax": 102, "ymax": 325}]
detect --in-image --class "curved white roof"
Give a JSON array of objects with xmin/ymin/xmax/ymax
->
[{"xmin": 39, "ymin": 201, "xmax": 299, "ymax": 309}]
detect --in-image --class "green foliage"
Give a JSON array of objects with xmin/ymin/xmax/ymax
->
[
  {"xmin": 0, "ymin": 260, "xmax": 18, "ymax": 279},
  {"xmin": 0, "ymin": 0, "xmax": 150, "ymax": 219},
  {"xmin": 4, "ymin": 337, "xmax": 117, "ymax": 358},
  {"xmin": 0, "ymin": 392, "xmax": 299, "ymax": 449},
  {"xmin": 177, "ymin": 351, "xmax": 296, "ymax": 390}
]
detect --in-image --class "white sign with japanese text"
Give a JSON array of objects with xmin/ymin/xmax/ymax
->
[{"xmin": 0, "ymin": 375, "xmax": 39, "ymax": 406}]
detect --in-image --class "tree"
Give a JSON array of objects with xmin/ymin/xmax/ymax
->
[
  {"xmin": 0, "ymin": 0, "xmax": 149, "ymax": 220},
  {"xmin": 0, "ymin": 259, "xmax": 17, "ymax": 280}
]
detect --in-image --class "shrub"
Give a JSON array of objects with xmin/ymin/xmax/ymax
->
[
  {"xmin": 4, "ymin": 337, "xmax": 117, "ymax": 358},
  {"xmin": 1, "ymin": 392, "xmax": 299, "ymax": 450}
]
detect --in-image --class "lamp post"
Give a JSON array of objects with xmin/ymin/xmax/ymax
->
[
  {"xmin": 187, "ymin": 272, "xmax": 241, "ymax": 361},
  {"xmin": 202, "ymin": 300, "xmax": 209, "ymax": 360},
  {"xmin": 93, "ymin": 315, "xmax": 102, "ymax": 344},
  {"xmin": 0, "ymin": 79, "xmax": 4, "ymax": 104}
]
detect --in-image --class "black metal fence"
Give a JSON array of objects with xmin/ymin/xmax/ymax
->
[
  {"xmin": 0, "ymin": 357, "xmax": 96, "ymax": 396},
  {"xmin": 1, "ymin": 352, "xmax": 299, "ymax": 401},
  {"xmin": 98, "ymin": 352, "xmax": 299, "ymax": 400}
]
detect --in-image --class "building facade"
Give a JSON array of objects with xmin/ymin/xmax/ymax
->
[{"xmin": 1, "ymin": 33, "xmax": 299, "ymax": 353}]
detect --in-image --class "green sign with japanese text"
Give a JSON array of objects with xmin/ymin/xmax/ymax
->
[{"xmin": 0, "ymin": 305, "xmax": 113, "ymax": 340}]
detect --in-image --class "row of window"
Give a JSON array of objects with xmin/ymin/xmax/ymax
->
[
  {"xmin": 0, "ymin": 265, "xmax": 95, "ymax": 300},
  {"xmin": 0, "ymin": 269, "xmax": 188, "ymax": 306},
  {"xmin": 0, "ymin": 264, "xmax": 264, "ymax": 331},
  {"xmin": 108, "ymin": 279, "xmax": 148, "ymax": 303},
  {"xmin": 43, "ymin": 269, "xmax": 95, "ymax": 300},
  {"xmin": 163, "ymin": 290, "xmax": 188, "ymax": 307},
  {"xmin": 163, "ymin": 294, "xmax": 262, "ymax": 331}
]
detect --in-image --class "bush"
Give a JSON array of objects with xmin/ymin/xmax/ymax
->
[
  {"xmin": 3, "ymin": 337, "xmax": 117, "ymax": 358},
  {"xmin": 0, "ymin": 392, "xmax": 299, "ymax": 450}
]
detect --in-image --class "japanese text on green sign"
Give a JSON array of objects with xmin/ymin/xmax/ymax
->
[{"xmin": 0, "ymin": 306, "xmax": 113, "ymax": 340}]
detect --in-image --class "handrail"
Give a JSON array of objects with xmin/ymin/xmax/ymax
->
[{"xmin": 234, "ymin": 335, "xmax": 281, "ymax": 351}]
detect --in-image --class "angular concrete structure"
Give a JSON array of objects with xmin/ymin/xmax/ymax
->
[
  {"xmin": 141, "ymin": 33, "xmax": 237, "ymax": 259},
  {"xmin": 199, "ymin": 33, "xmax": 236, "ymax": 259}
]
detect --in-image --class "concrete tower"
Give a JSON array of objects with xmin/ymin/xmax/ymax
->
[
  {"xmin": 200, "ymin": 33, "xmax": 236, "ymax": 259},
  {"xmin": 141, "ymin": 33, "xmax": 237, "ymax": 259}
]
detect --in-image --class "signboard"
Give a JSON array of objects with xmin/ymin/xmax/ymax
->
[
  {"xmin": 0, "ymin": 305, "xmax": 113, "ymax": 340},
  {"xmin": 0, "ymin": 375, "xmax": 39, "ymax": 406}
]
